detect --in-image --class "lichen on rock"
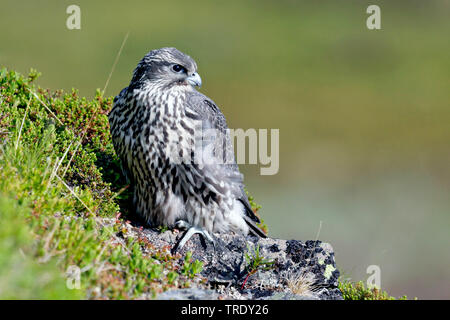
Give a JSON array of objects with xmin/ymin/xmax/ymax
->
[{"xmin": 130, "ymin": 225, "xmax": 343, "ymax": 300}]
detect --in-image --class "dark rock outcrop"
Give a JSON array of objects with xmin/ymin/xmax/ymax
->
[{"xmin": 136, "ymin": 227, "xmax": 342, "ymax": 300}]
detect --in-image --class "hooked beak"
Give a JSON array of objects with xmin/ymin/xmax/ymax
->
[{"xmin": 186, "ymin": 72, "xmax": 202, "ymax": 87}]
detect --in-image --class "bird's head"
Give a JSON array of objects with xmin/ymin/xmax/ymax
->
[{"xmin": 130, "ymin": 47, "xmax": 202, "ymax": 90}]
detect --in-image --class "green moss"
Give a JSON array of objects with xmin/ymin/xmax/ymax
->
[{"xmin": 338, "ymin": 279, "xmax": 409, "ymax": 300}]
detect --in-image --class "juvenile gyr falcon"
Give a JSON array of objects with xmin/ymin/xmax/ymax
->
[{"xmin": 109, "ymin": 47, "xmax": 266, "ymax": 252}]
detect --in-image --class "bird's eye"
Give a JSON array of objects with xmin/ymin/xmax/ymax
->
[{"xmin": 172, "ymin": 64, "xmax": 185, "ymax": 73}]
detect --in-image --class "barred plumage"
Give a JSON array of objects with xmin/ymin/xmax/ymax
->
[{"xmin": 108, "ymin": 47, "xmax": 265, "ymax": 250}]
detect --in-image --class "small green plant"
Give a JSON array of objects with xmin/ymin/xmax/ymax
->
[
  {"xmin": 157, "ymin": 225, "xmax": 169, "ymax": 233},
  {"xmin": 244, "ymin": 244, "xmax": 275, "ymax": 273},
  {"xmin": 241, "ymin": 244, "xmax": 275, "ymax": 289},
  {"xmin": 167, "ymin": 271, "xmax": 179, "ymax": 285},
  {"xmin": 181, "ymin": 251, "xmax": 203, "ymax": 279},
  {"xmin": 245, "ymin": 189, "xmax": 268, "ymax": 235}
]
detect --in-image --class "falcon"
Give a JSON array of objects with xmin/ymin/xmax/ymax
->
[{"xmin": 109, "ymin": 47, "xmax": 266, "ymax": 251}]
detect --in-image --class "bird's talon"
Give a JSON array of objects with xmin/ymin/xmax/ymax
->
[
  {"xmin": 171, "ymin": 224, "xmax": 216, "ymax": 254},
  {"xmin": 174, "ymin": 220, "xmax": 191, "ymax": 231}
]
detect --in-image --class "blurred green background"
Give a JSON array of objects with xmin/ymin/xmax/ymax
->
[{"xmin": 1, "ymin": 0, "xmax": 449, "ymax": 299}]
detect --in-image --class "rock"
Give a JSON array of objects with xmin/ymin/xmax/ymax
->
[
  {"xmin": 157, "ymin": 288, "xmax": 221, "ymax": 300},
  {"xmin": 135, "ymin": 227, "xmax": 343, "ymax": 300}
]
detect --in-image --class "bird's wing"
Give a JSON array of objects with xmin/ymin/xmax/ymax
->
[
  {"xmin": 109, "ymin": 88, "xmax": 134, "ymax": 185},
  {"xmin": 185, "ymin": 92, "xmax": 266, "ymax": 238}
]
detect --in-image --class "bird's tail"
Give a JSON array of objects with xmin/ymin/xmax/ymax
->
[
  {"xmin": 238, "ymin": 198, "xmax": 267, "ymax": 238},
  {"xmin": 244, "ymin": 215, "xmax": 267, "ymax": 238}
]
